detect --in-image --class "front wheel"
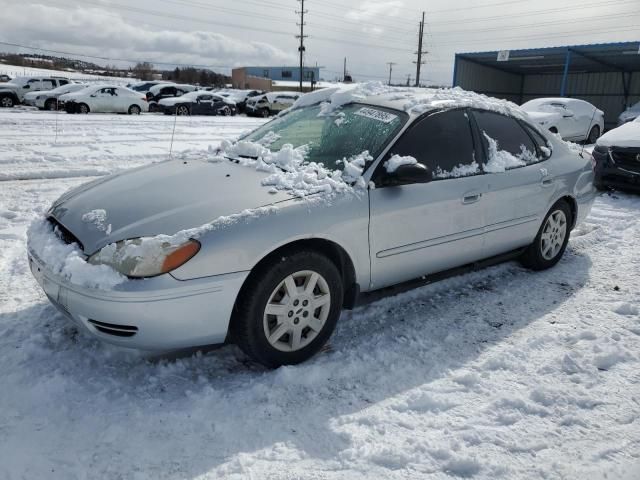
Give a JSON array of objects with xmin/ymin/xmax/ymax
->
[
  {"xmin": 587, "ymin": 125, "xmax": 600, "ymax": 144},
  {"xmin": 45, "ymin": 99, "xmax": 57, "ymax": 111},
  {"xmin": 78, "ymin": 103, "xmax": 90, "ymax": 114},
  {"xmin": 521, "ymin": 200, "xmax": 572, "ymax": 271},
  {"xmin": 232, "ymin": 250, "xmax": 343, "ymax": 368},
  {"xmin": 0, "ymin": 95, "xmax": 14, "ymax": 108},
  {"xmin": 260, "ymin": 108, "xmax": 270, "ymax": 118},
  {"xmin": 128, "ymin": 104, "xmax": 141, "ymax": 115},
  {"xmin": 176, "ymin": 105, "xmax": 190, "ymax": 116}
]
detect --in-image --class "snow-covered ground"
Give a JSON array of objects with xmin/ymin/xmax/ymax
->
[{"xmin": 0, "ymin": 109, "xmax": 639, "ymax": 479}]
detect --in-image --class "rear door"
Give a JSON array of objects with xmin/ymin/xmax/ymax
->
[
  {"xmin": 369, "ymin": 109, "xmax": 488, "ymax": 289},
  {"xmin": 472, "ymin": 110, "xmax": 555, "ymax": 256}
]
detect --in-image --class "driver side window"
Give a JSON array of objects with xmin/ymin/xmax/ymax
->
[{"xmin": 384, "ymin": 109, "xmax": 479, "ymax": 180}]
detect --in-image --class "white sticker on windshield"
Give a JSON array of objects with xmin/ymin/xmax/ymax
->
[{"xmin": 354, "ymin": 107, "xmax": 398, "ymax": 124}]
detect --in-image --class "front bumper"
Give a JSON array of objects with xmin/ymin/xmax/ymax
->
[
  {"xmin": 28, "ymin": 248, "xmax": 249, "ymax": 351},
  {"xmin": 594, "ymin": 147, "xmax": 640, "ymax": 192}
]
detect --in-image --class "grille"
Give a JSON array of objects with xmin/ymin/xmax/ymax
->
[
  {"xmin": 87, "ymin": 319, "xmax": 139, "ymax": 338},
  {"xmin": 611, "ymin": 149, "xmax": 640, "ymax": 171},
  {"xmin": 47, "ymin": 217, "xmax": 83, "ymax": 250}
]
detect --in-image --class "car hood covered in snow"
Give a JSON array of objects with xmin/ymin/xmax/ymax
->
[
  {"xmin": 48, "ymin": 159, "xmax": 291, "ymax": 255},
  {"xmin": 597, "ymin": 120, "xmax": 640, "ymax": 148}
]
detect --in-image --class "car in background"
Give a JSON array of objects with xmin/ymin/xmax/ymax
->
[
  {"xmin": 216, "ymin": 89, "xmax": 264, "ymax": 113},
  {"xmin": 146, "ymin": 83, "xmax": 198, "ymax": 112},
  {"xmin": 23, "ymin": 83, "xmax": 88, "ymax": 110},
  {"xmin": 0, "ymin": 74, "xmax": 11, "ymax": 82},
  {"xmin": 28, "ymin": 87, "xmax": 596, "ymax": 367},
  {"xmin": 0, "ymin": 76, "xmax": 71, "ymax": 108},
  {"xmin": 63, "ymin": 85, "xmax": 148, "ymax": 114},
  {"xmin": 159, "ymin": 91, "xmax": 236, "ymax": 116},
  {"xmin": 127, "ymin": 81, "xmax": 170, "ymax": 93},
  {"xmin": 592, "ymin": 117, "xmax": 640, "ymax": 192},
  {"xmin": 521, "ymin": 98, "xmax": 604, "ymax": 144},
  {"xmin": 618, "ymin": 101, "xmax": 640, "ymax": 126},
  {"xmin": 245, "ymin": 91, "xmax": 301, "ymax": 117}
]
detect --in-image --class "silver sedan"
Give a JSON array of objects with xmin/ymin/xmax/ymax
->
[{"xmin": 27, "ymin": 88, "xmax": 597, "ymax": 367}]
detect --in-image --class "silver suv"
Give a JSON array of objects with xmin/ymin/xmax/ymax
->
[{"xmin": 0, "ymin": 76, "xmax": 71, "ymax": 108}]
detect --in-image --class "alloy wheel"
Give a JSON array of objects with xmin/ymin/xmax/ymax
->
[
  {"xmin": 540, "ymin": 210, "xmax": 567, "ymax": 260},
  {"xmin": 1, "ymin": 97, "xmax": 13, "ymax": 108},
  {"xmin": 177, "ymin": 106, "xmax": 189, "ymax": 116},
  {"xmin": 262, "ymin": 270, "xmax": 331, "ymax": 352}
]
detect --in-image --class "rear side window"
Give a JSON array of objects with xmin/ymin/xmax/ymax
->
[
  {"xmin": 473, "ymin": 110, "xmax": 540, "ymax": 170},
  {"xmin": 522, "ymin": 123, "xmax": 551, "ymax": 158},
  {"xmin": 385, "ymin": 109, "xmax": 479, "ymax": 179}
]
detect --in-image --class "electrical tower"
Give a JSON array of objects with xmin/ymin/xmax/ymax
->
[
  {"xmin": 413, "ymin": 11, "xmax": 428, "ymax": 87},
  {"xmin": 296, "ymin": 0, "xmax": 308, "ymax": 92}
]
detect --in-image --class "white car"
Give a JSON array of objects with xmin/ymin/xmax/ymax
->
[
  {"xmin": 246, "ymin": 91, "xmax": 302, "ymax": 117},
  {"xmin": 24, "ymin": 83, "xmax": 88, "ymax": 110},
  {"xmin": 521, "ymin": 98, "xmax": 604, "ymax": 144},
  {"xmin": 618, "ymin": 100, "xmax": 640, "ymax": 126},
  {"xmin": 63, "ymin": 85, "xmax": 148, "ymax": 114},
  {"xmin": 0, "ymin": 76, "xmax": 71, "ymax": 108}
]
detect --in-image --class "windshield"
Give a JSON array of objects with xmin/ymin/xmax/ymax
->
[{"xmin": 242, "ymin": 104, "xmax": 407, "ymax": 170}]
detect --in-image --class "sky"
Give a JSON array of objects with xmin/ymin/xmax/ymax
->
[{"xmin": 0, "ymin": 0, "xmax": 638, "ymax": 85}]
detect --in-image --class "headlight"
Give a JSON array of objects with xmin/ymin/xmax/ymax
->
[{"xmin": 88, "ymin": 238, "xmax": 200, "ymax": 278}]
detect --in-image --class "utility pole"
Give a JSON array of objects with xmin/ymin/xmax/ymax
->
[
  {"xmin": 343, "ymin": 57, "xmax": 347, "ymax": 81},
  {"xmin": 386, "ymin": 62, "xmax": 396, "ymax": 86},
  {"xmin": 406, "ymin": 74, "xmax": 412, "ymax": 86},
  {"xmin": 413, "ymin": 11, "xmax": 427, "ymax": 87},
  {"xmin": 296, "ymin": 0, "xmax": 308, "ymax": 93}
]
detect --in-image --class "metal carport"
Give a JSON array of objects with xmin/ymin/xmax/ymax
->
[{"xmin": 453, "ymin": 42, "xmax": 640, "ymax": 129}]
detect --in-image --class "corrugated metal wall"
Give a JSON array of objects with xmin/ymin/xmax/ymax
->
[
  {"xmin": 455, "ymin": 56, "xmax": 638, "ymax": 130},
  {"xmin": 454, "ymin": 58, "xmax": 521, "ymax": 104}
]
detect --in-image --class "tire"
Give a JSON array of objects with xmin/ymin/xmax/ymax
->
[
  {"xmin": 45, "ymin": 99, "xmax": 57, "ymax": 111},
  {"xmin": 221, "ymin": 106, "xmax": 231, "ymax": 116},
  {"xmin": 260, "ymin": 108, "xmax": 270, "ymax": 118},
  {"xmin": 520, "ymin": 200, "xmax": 572, "ymax": 271},
  {"xmin": 232, "ymin": 250, "xmax": 344, "ymax": 368},
  {"xmin": 78, "ymin": 103, "xmax": 90, "ymax": 114},
  {"xmin": 148, "ymin": 103, "xmax": 158, "ymax": 113},
  {"xmin": 176, "ymin": 105, "xmax": 190, "ymax": 116},
  {"xmin": 587, "ymin": 125, "xmax": 600, "ymax": 144},
  {"xmin": 0, "ymin": 95, "xmax": 14, "ymax": 108},
  {"xmin": 128, "ymin": 104, "xmax": 141, "ymax": 115}
]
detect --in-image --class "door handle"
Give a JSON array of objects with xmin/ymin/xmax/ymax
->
[
  {"xmin": 541, "ymin": 177, "xmax": 554, "ymax": 187},
  {"xmin": 462, "ymin": 193, "xmax": 482, "ymax": 204}
]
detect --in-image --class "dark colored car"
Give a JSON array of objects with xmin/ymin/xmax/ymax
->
[
  {"xmin": 159, "ymin": 92, "xmax": 236, "ymax": 116},
  {"xmin": 593, "ymin": 145, "xmax": 640, "ymax": 192},
  {"xmin": 146, "ymin": 84, "xmax": 197, "ymax": 112}
]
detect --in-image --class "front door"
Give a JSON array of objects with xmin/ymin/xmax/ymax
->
[{"xmin": 369, "ymin": 109, "xmax": 488, "ymax": 290}]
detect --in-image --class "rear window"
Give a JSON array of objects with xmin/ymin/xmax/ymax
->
[{"xmin": 473, "ymin": 110, "xmax": 537, "ymax": 158}]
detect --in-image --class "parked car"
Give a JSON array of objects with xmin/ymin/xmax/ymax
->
[
  {"xmin": 159, "ymin": 91, "xmax": 236, "ymax": 116},
  {"xmin": 521, "ymin": 98, "xmax": 604, "ymax": 144},
  {"xmin": 127, "ymin": 81, "xmax": 170, "ymax": 93},
  {"xmin": 23, "ymin": 83, "xmax": 87, "ymax": 110},
  {"xmin": 0, "ymin": 74, "xmax": 11, "ymax": 82},
  {"xmin": 592, "ymin": 117, "xmax": 640, "ymax": 192},
  {"xmin": 146, "ymin": 83, "xmax": 198, "ymax": 112},
  {"xmin": 618, "ymin": 101, "xmax": 640, "ymax": 126},
  {"xmin": 217, "ymin": 89, "xmax": 264, "ymax": 112},
  {"xmin": 245, "ymin": 91, "xmax": 301, "ymax": 117},
  {"xmin": 0, "ymin": 76, "xmax": 71, "ymax": 108},
  {"xmin": 63, "ymin": 85, "xmax": 148, "ymax": 114},
  {"xmin": 27, "ymin": 87, "xmax": 596, "ymax": 367}
]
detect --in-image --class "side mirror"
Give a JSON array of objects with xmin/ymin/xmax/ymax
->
[
  {"xmin": 383, "ymin": 163, "xmax": 432, "ymax": 187},
  {"xmin": 563, "ymin": 110, "xmax": 575, "ymax": 118},
  {"xmin": 90, "ymin": 94, "xmax": 97, "ymax": 98}
]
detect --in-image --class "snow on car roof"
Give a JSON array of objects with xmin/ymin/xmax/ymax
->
[
  {"xmin": 292, "ymin": 81, "xmax": 527, "ymax": 119},
  {"xmin": 148, "ymin": 83, "xmax": 197, "ymax": 94}
]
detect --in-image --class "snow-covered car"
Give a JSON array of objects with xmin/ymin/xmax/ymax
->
[
  {"xmin": 127, "ymin": 80, "xmax": 170, "ymax": 93},
  {"xmin": 27, "ymin": 85, "xmax": 596, "ymax": 367},
  {"xmin": 23, "ymin": 83, "xmax": 88, "ymax": 110},
  {"xmin": 159, "ymin": 91, "xmax": 236, "ymax": 116},
  {"xmin": 245, "ymin": 91, "xmax": 301, "ymax": 117},
  {"xmin": 0, "ymin": 76, "xmax": 71, "ymax": 108},
  {"xmin": 146, "ymin": 83, "xmax": 198, "ymax": 112},
  {"xmin": 0, "ymin": 74, "xmax": 11, "ymax": 82},
  {"xmin": 63, "ymin": 85, "xmax": 148, "ymax": 114},
  {"xmin": 592, "ymin": 116, "xmax": 640, "ymax": 192},
  {"xmin": 618, "ymin": 101, "xmax": 640, "ymax": 126},
  {"xmin": 217, "ymin": 89, "xmax": 264, "ymax": 112},
  {"xmin": 521, "ymin": 98, "xmax": 604, "ymax": 144}
]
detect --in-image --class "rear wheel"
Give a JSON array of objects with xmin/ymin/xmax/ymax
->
[
  {"xmin": 521, "ymin": 200, "xmax": 572, "ymax": 271},
  {"xmin": 260, "ymin": 108, "xmax": 270, "ymax": 118},
  {"xmin": 45, "ymin": 99, "xmax": 57, "ymax": 111},
  {"xmin": 232, "ymin": 250, "xmax": 343, "ymax": 368},
  {"xmin": 128, "ymin": 104, "xmax": 141, "ymax": 115},
  {"xmin": 0, "ymin": 95, "xmax": 14, "ymax": 108},
  {"xmin": 176, "ymin": 105, "xmax": 190, "ymax": 116},
  {"xmin": 587, "ymin": 125, "xmax": 600, "ymax": 144},
  {"xmin": 78, "ymin": 103, "xmax": 90, "ymax": 114},
  {"xmin": 221, "ymin": 106, "xmax": 231, "ymax": 116}
]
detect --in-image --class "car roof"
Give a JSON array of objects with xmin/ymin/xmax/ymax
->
[{"xmin": 291, "ymin": 83, "xmax": 529, "ymax": 121}]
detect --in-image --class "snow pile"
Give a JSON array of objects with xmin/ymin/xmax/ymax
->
[
  {"xmin": 217, "ymin": 137, "xmax": 369, "ymax": 198},
  {"xmin": 27, "ymin": 218, "xmax": 126, "ymax": 289},
  {"xmin": 81, "ymin": 209, "xmax": 111, "ymax": 235},
  {"xmin": 483, "ymin": 133, "xmax": 538, "ymax": 173},
  {"xmin": 383, "ymin": 154, "xmax": 417, "ymax": 173}
]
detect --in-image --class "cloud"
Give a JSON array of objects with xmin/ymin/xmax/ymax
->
[
  {"xmin": 345, "ymin": 1, "xmax": 405, "ymax": 21},
  {"xmin": 1, "ymin": 3, "xmax": 297, "ymax": 70}
]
